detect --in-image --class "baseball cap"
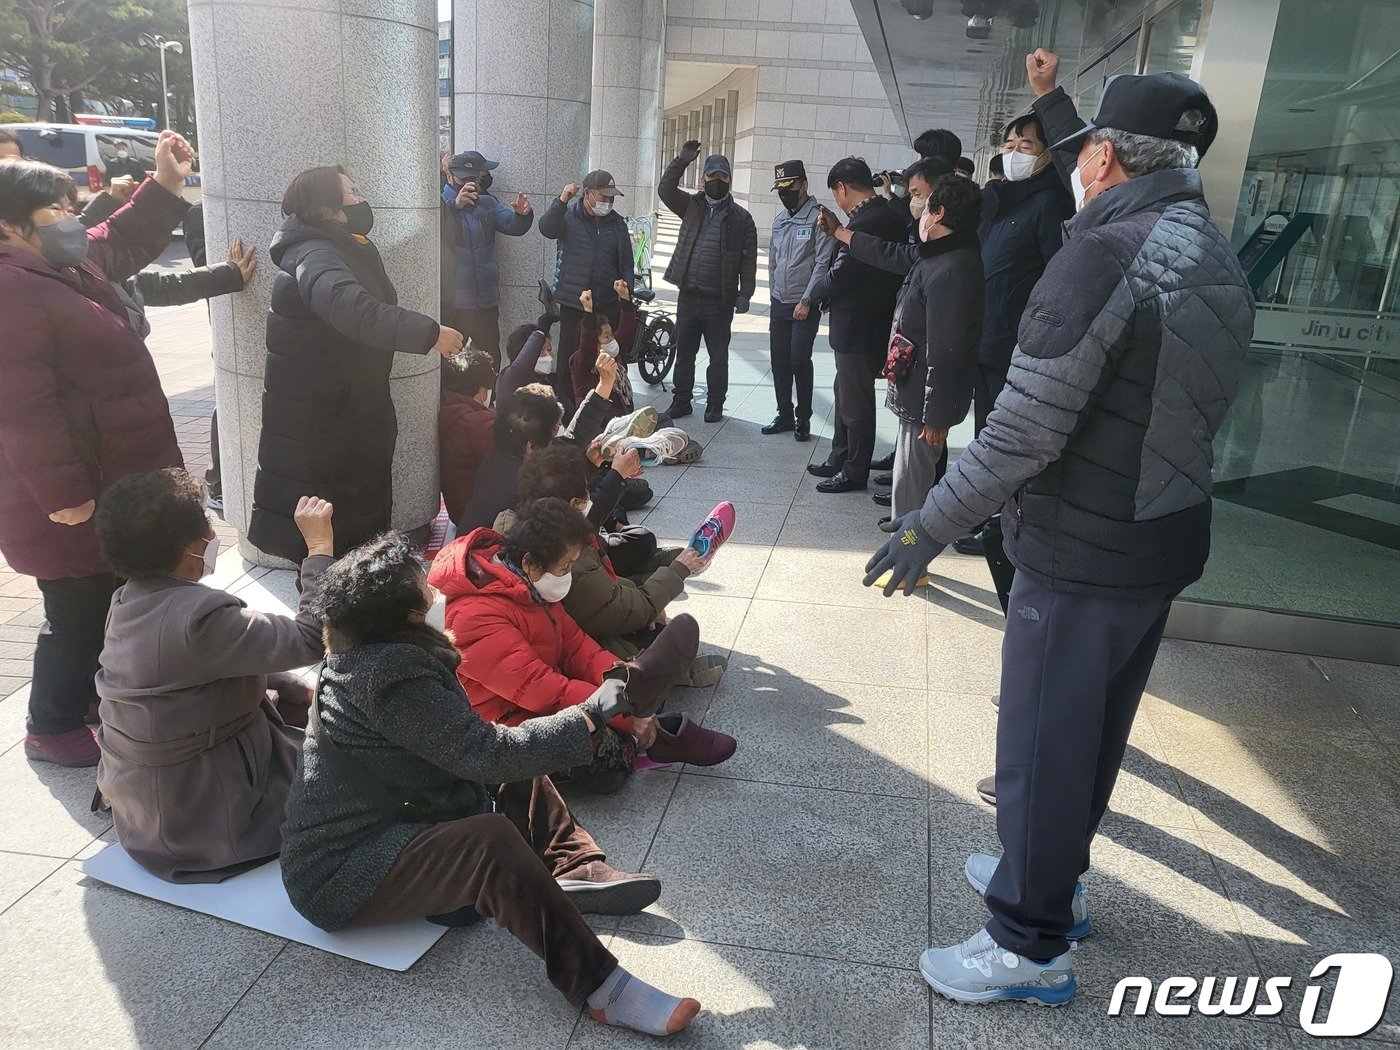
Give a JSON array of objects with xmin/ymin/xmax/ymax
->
[
  {"xmin": 582, "ymin": 170, "xmax": 624, "ymax": 197},
  {"xmin": 704, "ymin": 154, "xmax": 731, "ymax": 178},
  {"xmin": 772, "ymin": 159, "xmax": 807, "ymax": 189},
  {"xmin": 1049, "ymin": 72, "xmax": 1218, "ymax": 158},
  {"xmin": 448, "ymin": 150, "xmax": 499, "ymax": 177}
]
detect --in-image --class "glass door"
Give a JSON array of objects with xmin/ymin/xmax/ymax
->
[{"xmin": 1186, "ymin": 0, "xmax": 1400, "ymax": 626}]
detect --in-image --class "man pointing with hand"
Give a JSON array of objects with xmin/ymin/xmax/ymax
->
[{"xmin": 867, "ymin": 56, "xmax": 1253, "ymax": 1008}]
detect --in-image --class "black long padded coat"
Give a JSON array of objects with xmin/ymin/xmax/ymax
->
[{"xmin": 249, "ymin": 216, "xmax": 438, "ymax": 562}]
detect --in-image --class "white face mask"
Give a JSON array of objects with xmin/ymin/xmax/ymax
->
[
  {"xmin": 590, "ymin": 200, "xmax": 613, "ymax": 217},
  {"xmin": 1071, "ymin": 145, "xmax": 1105, "ymax": 211},
  {"xmin": 116, "ymin": 149, "xmax": 129, "ymax": 159},
  {"xmin": 534, "ymin": 570, "xmax": 572, "ymax": 603},
  {"xmin": 600, "ymin": 338, "xmax": 620, "ymax": 358},
  {"xmin": 425, "ymin": 591, "xmax": 447, "ymax": 631},
  {"xmin": 1002, "ymin": 150, "xmax": 1042, "ymax": 182},
  {"xmin": 534, "ymin": 352, "xmax": 554, "ymax": 375},
  {"xmin": 200, "ymin": 535, "xmax": 220, "ymax": 577},
  {"xmin": 909, "ymin": 195, "xmax": 928, "ymax": 219}
]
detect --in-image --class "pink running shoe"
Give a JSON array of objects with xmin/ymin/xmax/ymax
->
[{"xmin": 685, "ymin": 501, "xmax": 735, "ymax": 573}]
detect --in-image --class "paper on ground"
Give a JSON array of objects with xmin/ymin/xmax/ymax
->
[{"xmin": 81, "ymin": 843, "xmax": 447, "ymax": 971}]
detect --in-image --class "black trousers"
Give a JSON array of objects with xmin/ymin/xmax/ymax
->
[
  {"xmin": 973, "ymin": 364, "xmax": 1015, "ymax": 609},
  {"xmin": 769, "ymin": 299, "xmax": 820, "ymax": 424},
  {"xmin": 28, "ymin": 573, "xmax": 121, "ymax": 735},
  {"xmin": 984, "ymin": 572, "xmax": 1177, "ymax": 961},
  {"xmin": 447, "ymin": 304, "xmax": 501, "ymax": 366},
  {"xmin": 972, "ymin": 362, "xmax": 1009, "ymax": 435},
  {"xmin": 206, "ymin": 408, "xmax": 221, "ymax": 499},
  {"xmin": 673, "ymin": 292, "xmax": 734, "ymax": 409},
  {"xmin": 556, "ymin": 306, "xmax": 585, "ymax": 375},
  {"xmin": 825, "ymin": 350, "xmax": 881, "ymax": 484}
]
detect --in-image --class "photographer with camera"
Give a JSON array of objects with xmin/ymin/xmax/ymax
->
[{"xmin": 442, "ymin": 150, "xmax": 533, "ymax": 366}]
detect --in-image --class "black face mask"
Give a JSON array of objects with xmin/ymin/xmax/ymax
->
[
  {"xmin": 704, "ymin": 179, "xmax": 729, "ymax": 201},
  {"xmin": 343, "ymin": 201, "xmax": 374, "ymax": 235},
  {"xmin": 778, "ymin": 188, "xmax": 802, "ymax": 212},
  {"xmin": 478, "ymin": 171, "xmax": 494, "ymax": 191}
]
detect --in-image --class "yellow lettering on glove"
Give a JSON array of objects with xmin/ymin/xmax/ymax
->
[{"xmin": 900, "ymin": 529, "xmax": 919, "ymax": 547}]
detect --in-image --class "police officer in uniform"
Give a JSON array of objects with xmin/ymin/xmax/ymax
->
[{"xmin": 762, "ymin": 160, "xmax": 836, "ymax": 442}]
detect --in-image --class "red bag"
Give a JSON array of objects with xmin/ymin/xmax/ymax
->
[{"xmin": 881, "ymin": 330, "xmax": 917, "ymax": 383}]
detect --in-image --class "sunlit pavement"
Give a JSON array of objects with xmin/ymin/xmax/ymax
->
[{"xmin": 0, "ymin": 226, "xmax": 1396, "ymax": 1048}]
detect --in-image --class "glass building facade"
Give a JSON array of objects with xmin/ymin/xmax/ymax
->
[{"xmin": 979, "ymin": 0, "xmax": 1397, "ymax": 657}]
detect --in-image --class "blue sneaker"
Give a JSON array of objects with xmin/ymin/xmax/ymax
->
[
  {"xmin": 964, "ymin": 852, "xmax": 1093, "ymax": 940},
  {"xmin": 920, "ymin": 929, "xmax": 1076, "ymax": 1006}
]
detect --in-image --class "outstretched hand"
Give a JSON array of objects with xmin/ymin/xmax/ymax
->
[
  {"xmin": 679, "ymin": 139, "xmax": 703, "ymax": 165},
  {"xmin": 863, "ymin": 511, "xmax": 945, "ymax": 597}
]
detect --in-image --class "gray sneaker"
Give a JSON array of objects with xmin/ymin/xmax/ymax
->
[
  {"xmin": 964, "ymin": 852, "xmax": 1093, "ymax": 940},
  {"xmin": 919, "ymin": 929, "xmax": 1076, "ymax": 1006}
]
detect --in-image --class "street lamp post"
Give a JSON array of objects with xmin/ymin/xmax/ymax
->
[{"xmin": 139, "ymin": 33, "xmax": 184, "ymax": 129}]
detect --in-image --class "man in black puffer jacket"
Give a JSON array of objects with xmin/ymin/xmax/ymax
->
[
  {"xmin": 539, "ymin": 170, "xmax": 635, "ymax": 395},
  {"xmin": 868, "ymin": 62, "xmax": 1254, "ymax": 1005},
  {"xmin": 659, "ymin": 142, "xmax": 757, "ymax": 422}
]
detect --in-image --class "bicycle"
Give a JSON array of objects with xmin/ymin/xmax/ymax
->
[
  {"xmin": 625, "ymin": 214, "xmax": 677, "ymax": 386},
  {"xmin": 628, "ymin": 287, "xmax": 677, "ymax": 387}
]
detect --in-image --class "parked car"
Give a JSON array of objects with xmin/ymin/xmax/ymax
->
[{"xmin": 5, "ymin": 123, "xmax": 202, "ymax": 204}]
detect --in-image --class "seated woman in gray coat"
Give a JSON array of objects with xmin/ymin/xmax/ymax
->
[
  {"xmin": 93, "ymin": 469, "xmax": 334, "ymax": 883},
  {"xmin": 278, "ymin": 533, "xmax": 700, "ymax": 1038}
]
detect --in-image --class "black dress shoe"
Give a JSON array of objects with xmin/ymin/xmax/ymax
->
[
  {"xmin": 666, "ymin": 401, "xmax": 693, "ymax": 419},
  {"xmin": 952, "ymin": 529, "xmax": 986, "ymax": 556},
  {"xmin": 806, "ymin": 462, "xmax": 842, "ymax": 479},
  {"xmin": 871, "ymin": 452, "xmax": 894, "ymax": 471},
  {"xmin": 872, "ymin": 491, "xmax": 892, "ymax": 507},
  {"xmin": 873, "ymin": 472, "xmax": 893, "ymax": 487},
  {"xmin": 816, "ymin": 473, "xmax": 867, "ymax": 494},
  {"xmin": 794, "ymin": 421, "xmax": 811, "ymax": 442},
  {"xmin": 761, "ymin": 416, "xmax": 795, "ymax": 435},
  {"xmin": 976, "ymin": 775, "xmax": 996, "ymax": 806},
  {"xmin": 878, "ymin": 515, "xmax": 891, "ymax": 526},
  {"xmin": 704, "ymin": 405, "xmax": 723, "ymax": 423}
]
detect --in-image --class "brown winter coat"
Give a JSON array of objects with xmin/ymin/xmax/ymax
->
[{"xmin": 94, "ymin": 555, "xmax": 330, "ymax": 883}]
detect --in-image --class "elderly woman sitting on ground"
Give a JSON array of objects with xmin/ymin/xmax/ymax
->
[
  {"xmin": 93, "ymin": 468, "xmax": 333, "ymax": 883},
  {"xmin": 279, "ymin": 532, "xmax": 700, "ymax": 1037}
]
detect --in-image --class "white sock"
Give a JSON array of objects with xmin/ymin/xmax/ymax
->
[{"xmin": 586, "ymin": 965, "xmax": 699, "ymax": 1036}]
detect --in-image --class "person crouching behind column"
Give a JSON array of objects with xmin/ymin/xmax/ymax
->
[
  {"xmin": 93, "ymin": 469, "xmax": 333, "ymax": 883},
  {"xmin": 439, "ymin": 349, "xmax": 499, "ymax": 528},
  {"xmin": 430, "ymin": 498, "xmax": 705, "ymax": 794},
  {"xmin": 279, "ymin": 533, "xmax": 701, "ymax": 1036}
]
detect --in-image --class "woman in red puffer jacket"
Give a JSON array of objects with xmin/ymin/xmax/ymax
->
[
  {"xmin": 429, "ymin": 498, "xmax": 714, "ymax": 792},
  {"xmin": 0, "ymin": 139, "xmax": 194, "ymax": 768}
]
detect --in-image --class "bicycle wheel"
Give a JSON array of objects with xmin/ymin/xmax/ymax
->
[{"xmin": 638, "ymin": 315, "xmax": 677, "ymax": 385}]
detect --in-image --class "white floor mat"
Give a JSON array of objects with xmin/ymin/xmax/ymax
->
[{"xmin": 81, "ymin": 843, "xmax": 448, "ymax": 971}]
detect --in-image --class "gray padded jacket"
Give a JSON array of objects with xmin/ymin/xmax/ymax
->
[{"xmin": 917, "ymin": 166, "xmax": 1255, "ymax": 597}]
